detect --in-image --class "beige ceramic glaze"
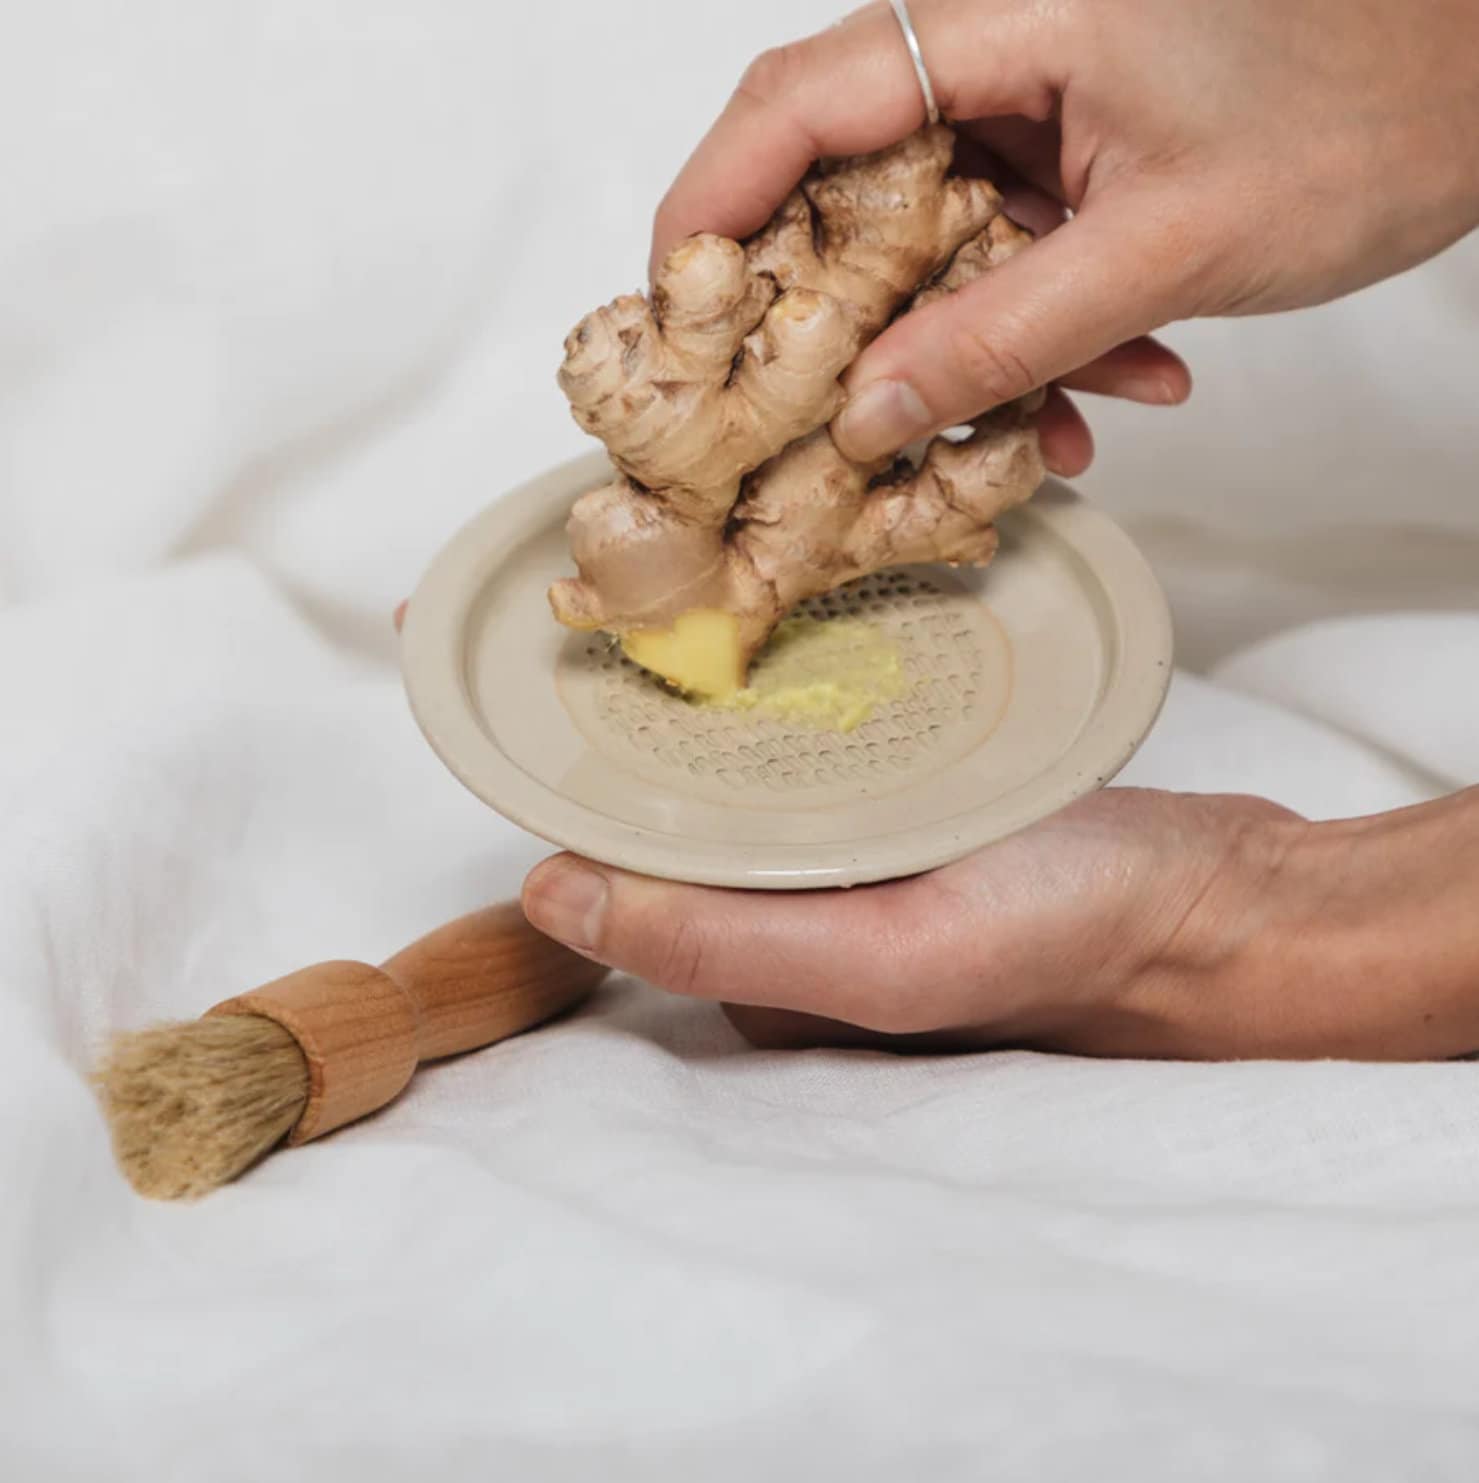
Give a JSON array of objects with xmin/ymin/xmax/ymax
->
[{"xmin": 400, "ymin": 452, "xmax": 1173, "ymax": 889}]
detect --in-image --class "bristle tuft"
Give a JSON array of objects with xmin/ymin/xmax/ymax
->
[{"xmin": 94, "ymin": 1015, "xmax": 309, "ymax": 1200}]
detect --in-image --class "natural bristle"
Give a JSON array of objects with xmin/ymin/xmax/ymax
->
[{"xmin": 93, "ymin": 1014, "xmax": 310, "ymax": 1200}]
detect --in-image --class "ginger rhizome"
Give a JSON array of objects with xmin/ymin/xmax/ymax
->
[{"xmin": 551, "ymin": 125, "xmax": 1046, "ymax": 698}]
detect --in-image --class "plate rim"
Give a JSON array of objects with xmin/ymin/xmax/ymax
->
[{"xmin": 401, "ymin": 452, "xmax": 1173, "ymax": 889}]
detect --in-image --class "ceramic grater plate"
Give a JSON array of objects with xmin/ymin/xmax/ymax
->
[{"xmin": 400, "ymin": 451, "xmax": 1173, "ymax": 890}]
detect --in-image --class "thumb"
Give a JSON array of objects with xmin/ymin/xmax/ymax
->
[
  {"xmin": 832, "ymin": 194, "xmax": 1199, "ymax": 462},
  {"xmin": 521, "ymin": 854, "xmax": 950, "ymax": 1034}
]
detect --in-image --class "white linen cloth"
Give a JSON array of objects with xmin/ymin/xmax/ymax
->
[{"xmin": 2, "ymin": 4, "xmax": 1477, "ymax": 1478}]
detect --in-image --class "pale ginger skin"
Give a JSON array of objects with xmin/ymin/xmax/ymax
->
[
  {"xmin": 551, "ymin": 125, "xmax": 1046, "ymax": 696},
  {"xmin": 558, "ymin": 241, "xmax": 854, "ymax": 508}
]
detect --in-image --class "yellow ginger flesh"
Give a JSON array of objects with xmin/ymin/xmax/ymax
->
[{"xmin": 622, "ymin": 610, "xmax": 745, "ymax": 701}]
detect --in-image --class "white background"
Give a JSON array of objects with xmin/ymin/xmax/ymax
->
[{"xmin": 2, "ymin": 3, "xmax": 1477, "ymax": 1479}]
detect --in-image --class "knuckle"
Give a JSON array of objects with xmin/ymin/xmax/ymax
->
[
  {"xmin": 827, "ymin": 895, "xmax": 940, "ymax": 1035},
  {"xmin": 946, "ymin": 319, "xmax": 1040, "ymax": 409},
  {"xmin": 737, "ymin": 42, "xmax": 809, "ymax": 108},
  {"xmin": 651, "ymin": 912, "xmax": 712, "ymax": 997}
]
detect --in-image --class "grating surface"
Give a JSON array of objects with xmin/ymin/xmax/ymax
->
[{"xmin": 557, "ymin": 568, "xmax": 1013, "ymax": 808}]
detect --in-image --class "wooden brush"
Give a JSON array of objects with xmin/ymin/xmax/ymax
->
[{"xmin": 94, "ymin": 902, "xmax": 607, "ymax": 1200}]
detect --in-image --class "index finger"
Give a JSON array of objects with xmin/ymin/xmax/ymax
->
[
  {"xmin": 650, "ymin": 5, "xmax": 922, "ymax": 275},
  {"xmin": 649, "ymin": 0, "xmax": 1056, "ymax": 275}
]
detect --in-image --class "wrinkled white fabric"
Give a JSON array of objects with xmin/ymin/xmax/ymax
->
[{"xmin": 2, "ymin": 3, "xmax": 1477, "ymax": 1479}]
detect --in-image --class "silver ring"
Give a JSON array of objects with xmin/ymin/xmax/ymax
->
[{"xmin": 889, "ymin": 0, "xmax": 940, "ymax": 126}]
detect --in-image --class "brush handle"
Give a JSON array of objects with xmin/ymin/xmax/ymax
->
[
  {"xmin": 382, "ymin": 901, "xmax": 603, "ymax": 1061},
  {"xmin": 209, "ymin": 902, "xmax": 606, "ymax": 1144}
]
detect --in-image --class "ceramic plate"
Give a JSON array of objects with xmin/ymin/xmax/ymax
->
[{"xmin": 401, "ymin": 452, "xmax": 1172, "ymax": 889}]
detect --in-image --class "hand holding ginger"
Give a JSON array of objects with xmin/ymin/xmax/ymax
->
[{"xmin": 652, "ymin": 0, "xmax": 1479, "ymax": 463}]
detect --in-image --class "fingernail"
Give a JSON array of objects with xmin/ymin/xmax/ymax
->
[
  {"xmin": 1125, "ymin": 378, "xmax": 1179, "ymax": 405},
  {"xmin": 833, "ymin": 379, "xmax": 933, "ymax": 462},
  {"xmin": 524, "ymin": 860, "xmax": 610, "ymax": 954}
]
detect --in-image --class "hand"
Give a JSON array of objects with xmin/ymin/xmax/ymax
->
[
  {"xmin": 385, "ymin": 610, "xmax": 1479, "ymax": 1059},
  {"xmin": 522, "ymin": 786, "xmax": 1479, "ymax": 1061},
  {"xmin": 653, "ymin": 0, "xmax": 1479, "ymax": 467}
]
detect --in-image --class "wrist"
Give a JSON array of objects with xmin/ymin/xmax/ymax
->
[{"xmin": 1230, "ymin": 788, "xmax": 1479, "ymax": 1060}]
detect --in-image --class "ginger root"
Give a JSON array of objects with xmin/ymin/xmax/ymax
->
[{"xmin": 551, "ymin": 125, "xmax": 1046, "ymax": 697}]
